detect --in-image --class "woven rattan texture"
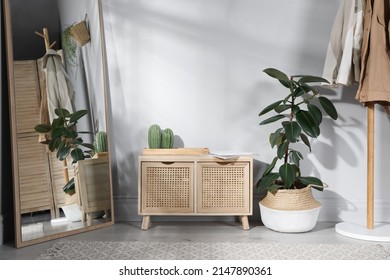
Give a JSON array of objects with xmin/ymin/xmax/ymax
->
[
  {"xmin": 145, "ymin": 166, "xmax": 190, "ymax": 208},
  {"xmin": 70, "ymin": 21, "xmax": 90, "ymax": 46},
  {"xmin": 260, "ymin": 186, "xmax": 320, "ymax": 210},
  {"xmin": 201, "ymin": 166, "xmax": 245, "ymax": 208}
]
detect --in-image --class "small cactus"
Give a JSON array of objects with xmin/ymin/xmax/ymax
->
[
  {"xmin": 161, "ymin": 128, "xmax": 174, "ymax": 148},
  {"xmin": 94, "ymin": 131, "xmax": 108, "ymax": 153},
  {"xmin": 148, "ymin": 124, "xmax": 162, "ymax": 148}
]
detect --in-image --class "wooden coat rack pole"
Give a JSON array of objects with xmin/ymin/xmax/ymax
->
[
  {"xmin": 336, "ymin": 101, "xmax": 390, "ymax": 241},
  {"xmin": 35, "ymin": 28, "xmax": 69, "ymax": 183},
  {"xmin": 367, "ymin": 102, "xmax": 374, "ymax": 229}
]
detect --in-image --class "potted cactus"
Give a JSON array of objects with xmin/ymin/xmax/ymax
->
[
  {"xmin": 93, "ymin": 131, "xmax": 109, "ymax": 158},
  {"xmin": 148, "ymin": 124, "xmax": 174, "ymax": 149},
  {"xmin": 257, "ymin": 68, "xmax": 338, "ymax": 233}
]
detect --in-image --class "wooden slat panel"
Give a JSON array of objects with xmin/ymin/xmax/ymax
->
[
  {"xmin": 17, "ymin": 135, "xmax": 54, "ymax": 214},
  {"xmin": 13, "ymin": 61, "xmax": 41, "ymax": 134}
]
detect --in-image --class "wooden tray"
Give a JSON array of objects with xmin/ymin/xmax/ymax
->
[{"xmin": 143, "ymin": 148, "xmax": 209, "ymax": 155}]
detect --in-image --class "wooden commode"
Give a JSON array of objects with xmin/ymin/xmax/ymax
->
[{"xmin": 138, "ymin": 153, "xmax": 253, "ymax": 230}]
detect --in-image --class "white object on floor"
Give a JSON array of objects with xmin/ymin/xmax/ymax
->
[
  {"xmin": 335, "ymin": 222, "xmax": 390, "ymax": 242},
  {"xmin": 50, "ymin": 217, "xmax": 69, "ymax": 224},
  {"xmin": 61, "ymin": 204, "xmax": 82, "ymax": 222},
  {"xmin": 260, "ymin": 203, "xmax": 321, "ymax": 233},
  {"xmin": 21, "ymin": 222, "xmax": 43, "ymax": 234}
]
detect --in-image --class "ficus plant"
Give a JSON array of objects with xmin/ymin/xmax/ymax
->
[
  {"xmin": 35, "ymin": 108, "xmax": 95, "ymax": 195},
  {"xmin": 35, "ymin": 108, "xmax": 95, "ymax": 163},
  {"xmin": 256, "ymin": 68, "xmax": 338, "ymax": 194}
]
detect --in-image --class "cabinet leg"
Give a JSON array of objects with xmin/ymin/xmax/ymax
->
[
  {"xmin": 87, "ymin": 213, "xmax": 93, "ymax": 226},
  {"xmin": 239, "ymin": 215, "xmax": 250, "ymax": 230},
  {"xmin": 142, "ymin": 215, "xmax": 151, "ymax": 230}
]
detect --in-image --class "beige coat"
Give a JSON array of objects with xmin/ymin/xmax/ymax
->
[
  {"xmin": 42, "ymin": 49, "xmax": 75, "ymax": 122},
  {"xmin": 356, "ymin": 0, "xmax": 390, "ymax": 112},
  {"xmin": 322, "ymin": 0, "xmax": 364, "ymax": 86}
]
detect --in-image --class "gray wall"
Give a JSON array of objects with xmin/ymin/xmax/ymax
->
[
  {"xmin": 102, "ymin": 0, "xmax": 390, "ymax": 224},
  {"xmin": 10, "ymin": 0, "xmax": 60, "ymax": 60},
  {"xmin": 2, "ymin": 0, "xmax": 390, "ymax": 244}
]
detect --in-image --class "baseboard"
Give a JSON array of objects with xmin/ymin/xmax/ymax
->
[{"xmin": 113, "ymin": 196, "xmax": 390, "ymax": 224}]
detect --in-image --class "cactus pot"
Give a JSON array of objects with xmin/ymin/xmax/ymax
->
[{"xmin": 259, "ymin": 186, "xmax": 321, "ymax": 233}]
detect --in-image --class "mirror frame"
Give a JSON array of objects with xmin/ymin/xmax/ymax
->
[{"xmin": 3, "ymin": 0, "xmax": 114, "ymax": 248}]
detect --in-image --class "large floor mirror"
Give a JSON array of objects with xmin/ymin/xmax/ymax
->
[{"xmin": 3, "ymin": 0, "xmax": 114, "ymax": 248}]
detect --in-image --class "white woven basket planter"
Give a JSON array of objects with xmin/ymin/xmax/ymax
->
[{"xmin": 259, "ymin": 186, "xmax": 321, "ymax": 233}]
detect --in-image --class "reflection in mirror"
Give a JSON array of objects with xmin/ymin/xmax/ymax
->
[{"xmin": 3, "ymin": 0, "xmax": 114, "ymax": 248}]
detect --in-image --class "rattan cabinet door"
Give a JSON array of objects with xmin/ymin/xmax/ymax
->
[
  {"xmin": 140, "ymin": 162, "xmax": 194, "ymax": 214},
  {"xmin": 197, "ymin": 161, "xmax": 251, "ymax": 214}
]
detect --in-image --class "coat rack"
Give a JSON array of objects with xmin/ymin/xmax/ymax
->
[
  {"xmin": 333, "ymin": 0, "xmax": 390, "ymax": 242},
  {"xmin": 335, "ymin": 102, "xmax": 390, "ymax": 241},
  {"xmin": 35, "ymin": 28, "xmax": 70, "ymax": 184}
]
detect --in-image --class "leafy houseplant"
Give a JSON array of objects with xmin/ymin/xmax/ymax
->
[
  {"xmin": 257, "ymin": 68, "xmax": 338, "ymax": 193},
  {"xmin": 256, "ymin": 68, "xmax": 338, "ymax": 232},
  {"xmin": 35, "ymin": 108, "xmax": 95, "ymax": 195}
]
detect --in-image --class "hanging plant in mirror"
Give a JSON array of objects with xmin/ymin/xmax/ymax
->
[{"xmin": 62, "ymin": 26, "xmax": 79, "ymax": 69}]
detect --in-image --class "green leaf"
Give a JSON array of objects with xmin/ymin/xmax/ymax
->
[
  {"xmin": 34, "ymin": 124, "xmax": 51, "ymax": 133},
  {"xmin": 292, "ymin": 105, "xmax": 300, "ymax": 114},
  {"xmin": 57, "ymin": 145, "xmax": 71, "ymax": 161},
  {"xmin": 263, "ymin": 68, "xmax": 289, "ymax": 82},
  {"xmin": 283, "ymin": 93, "xmax": 292, "ymax": 104},
  {"xmin": 282, "ymin": 121, "xmax": 301, "ymax": 143},
  {"xmin": 63, "ymin": 129, "xmax": 78, "ymax": 139},
  {"xmin": 51, "ymin": 127, "xmax": 66, "ymax": 139},
  {"xmin": 307, "ymin": 104, "xmax": 323, "ymax": 125},
  {"xmin": 52, "ymin": 117, "xmax": 64, "ymax": 129},
  {"xmin": 292, "ymin": 86, "xmax": 306, "ymax": 97},
  {"xmin": 295, "ymin": 110, "xmax": 320, "ymax": 138},
  {"xmin": 290, "ymin": 150, "xmax": 303, "ymax": 167},
  {"xmin": 274, "ymin": 104, "xmax": 291, "ymax": 113},
  {"xmin": 318, "ymin": 96, "xmax": 338, "ymax": 120},
  {"xmin": 259, "ymin": 100, "xmax": 283, "ymax": 116},
  {"xmin": 298, "ymin": 75, "xmax": 329, "ymax": 84},
  {"xmin": 69, "ymin": 110, "xmax": 88, "ymax": 123},
  {"xmin": 298, "ymin": 176, "xmax": 324, "ymax": 191},
  {"xmin": 263, "ymin": 68, "xmax": 292, "ymax": 88},
  {"xmin": 71, "ymin": 148, "xmax": 85, "ymax": 163},
  {"xmin": 55, "ymin": 108, "xmax": 71, "ymax": 118},
  {"xmin": 277, "ymin": 141, "xmax": 289, "ymax": 159},
  {"xmin": 301, "ymin": 84, "xmax": 318, "ymax": 94},
  {"xmin": 279, "ymin": 163, "xmax": 296, "ymax": 188},
  {"xmin": 81, "ymin": 143, "xmax": 95, "ymax": 150},
  {"xmin": 257, "ymin": 172, "xmax": 280, "ymax": 193},
  {"xmin": 291, "ymin": 163, "xmax": 301, "ymax": 177},
  {"xmin": 62, "ymin": 177, "xmax": 75, "ymax": 195},
  {"xmin": 260, "ymin": 115, "xmax": 285, "ymax": 125},
  {"xmin": 49, "ymin": 137, "xmax": 61, "ymax": 152},
  {"xmin": 268, "ymin": 183, "xmax": 282, "ymax": 192},
  {"xmin": 269, "ymin": 128, "xmax": 284, "ymax": 148},
  {"xmin": 300, "ymin": 133, "xmax": 311, "ymax": 152},
  {"xmin": 262, "ymin": 157, "xmax": 278, "ymax": 177}
]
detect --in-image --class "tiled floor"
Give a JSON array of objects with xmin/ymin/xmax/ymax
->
[{"xmin": 0, "ymin": 221, "xmax": 386, "ymax": 260}]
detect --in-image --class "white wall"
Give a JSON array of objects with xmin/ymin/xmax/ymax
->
[
  {"xmin": 58, "ymin": 0, "xmax": 107, "ymax": 135},
  {"xmin": 102, "ymin": 0, "xmax": 390, "ymax": 224}
]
